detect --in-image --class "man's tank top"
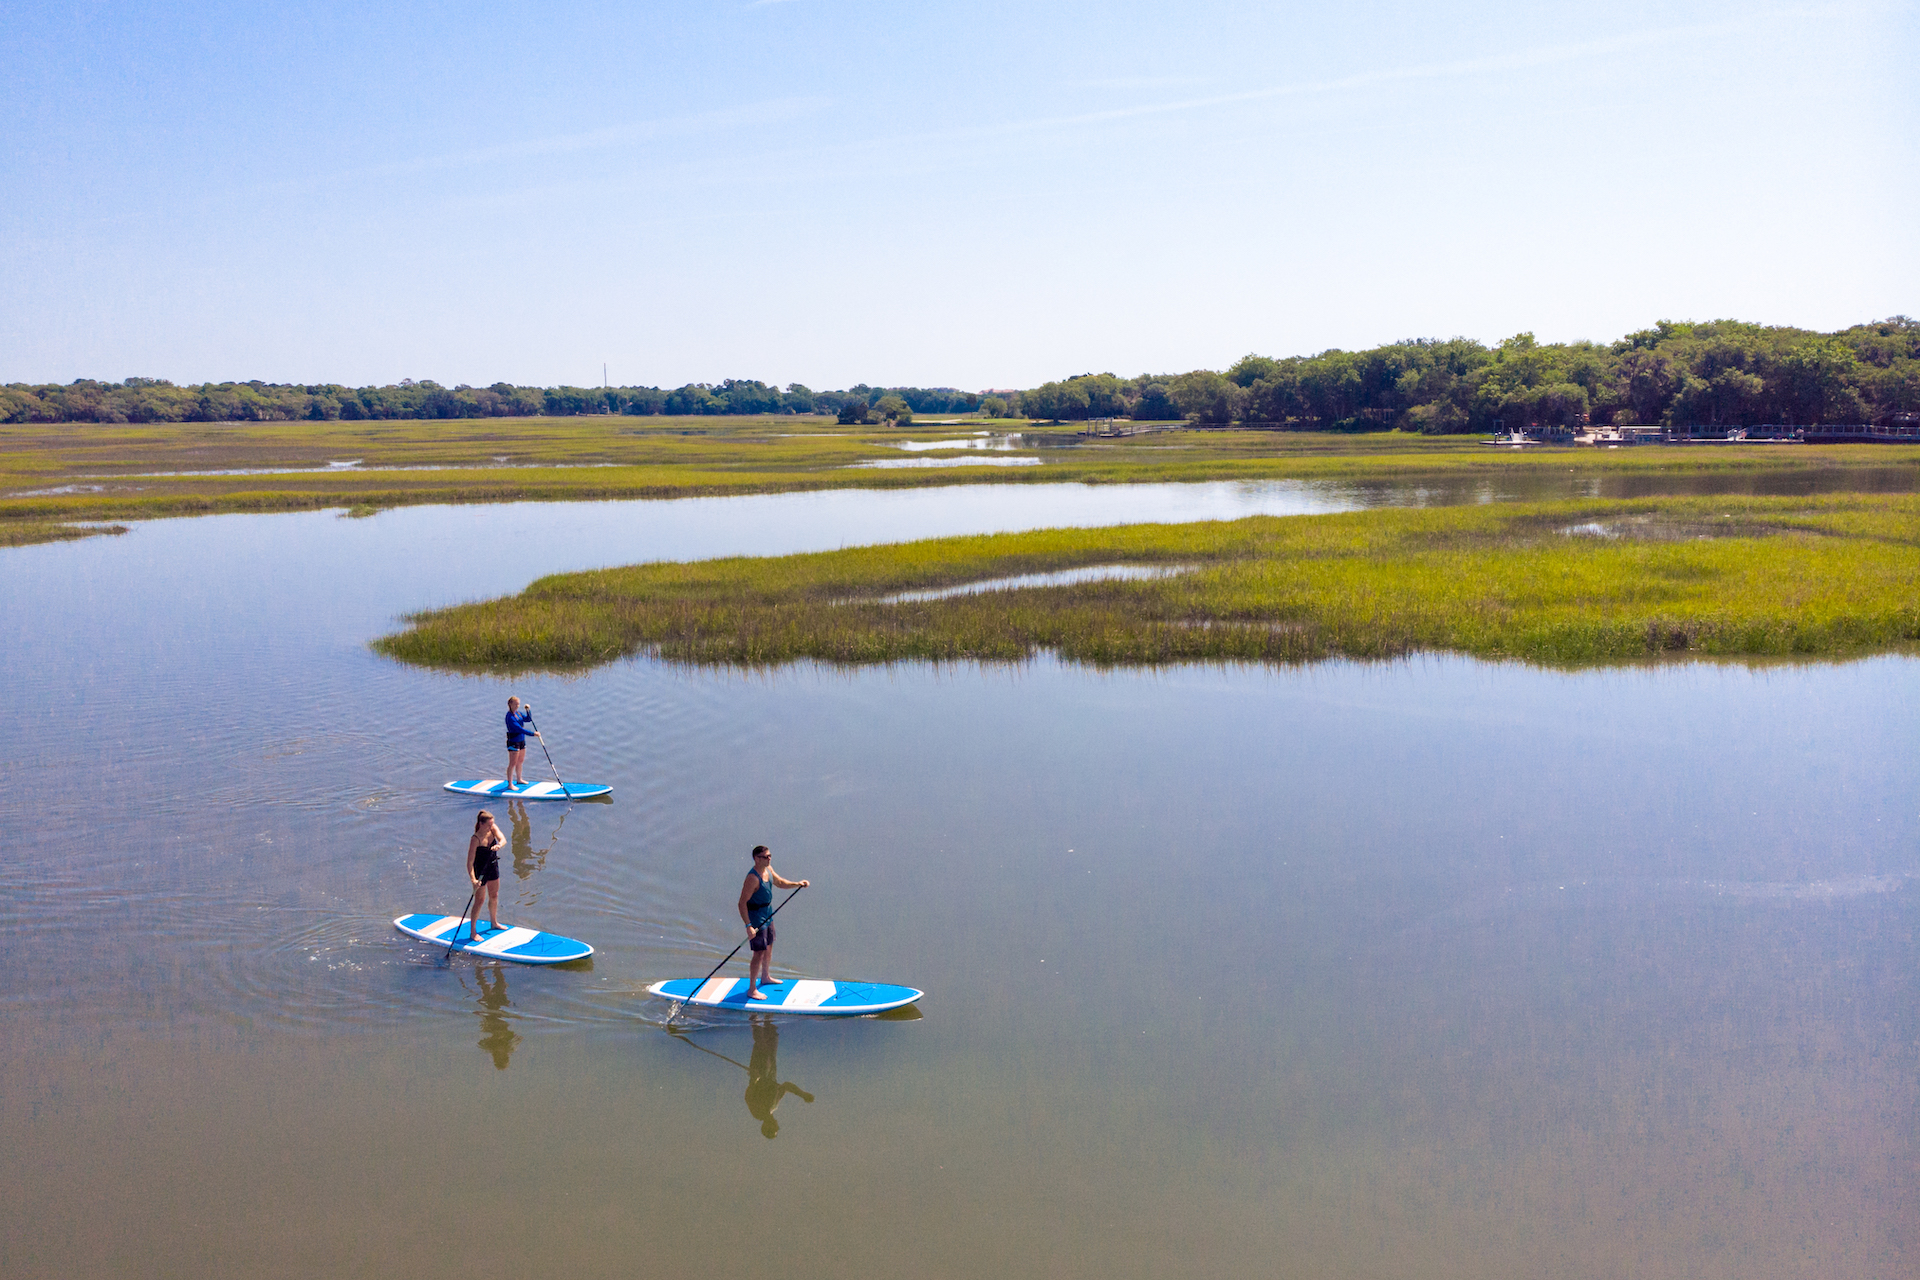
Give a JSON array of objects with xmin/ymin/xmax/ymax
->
[{"xmin": 746, "ymin": 869, "xmax": 774, "ymax": 924}]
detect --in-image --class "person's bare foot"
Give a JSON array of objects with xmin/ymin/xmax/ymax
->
[
  {"xmin": 748, "ymin": 988, "xmax": 769, "ymax": 1000},
  {"xmin": 761, "ymin": 978, "xmax": 782, "ymax": 985}
]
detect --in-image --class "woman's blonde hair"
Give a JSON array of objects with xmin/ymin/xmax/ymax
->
[{"xmin": 475, "ymin": 810, "xmax": 495, "ymax": 829}]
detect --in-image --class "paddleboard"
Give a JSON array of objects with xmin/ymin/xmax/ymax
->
[
  {"xmin": 394, "ymin": 913, "xmax": 594, "ymax": 964},
  {"xmin": 647, "ymin": 977, "xmax": 923, "ymax": 1016},
  {"xmin": 444, "ymin": 779, "xmax": 612, "ymax": 801}
]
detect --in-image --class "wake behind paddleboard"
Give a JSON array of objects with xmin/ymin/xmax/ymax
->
[
  {"xmin": 444, "ymin": 779, "xmax": 612, "ymax": 801},
  {"xmin": 394, "ymin": 913, "xmax": 593, "ymax": 964},
  {"xmin": 647, "ymin": 977, "xmax": 922, "ymax": 1016}
]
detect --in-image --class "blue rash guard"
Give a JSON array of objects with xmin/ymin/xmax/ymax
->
[{"xmin": 505, "ymin": 708, "xmax": 533, "ymax": 748}]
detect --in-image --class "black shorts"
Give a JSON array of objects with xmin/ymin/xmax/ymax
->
[
  {"xmin": 506, "ymin": 738, "xmax": 526, "ymax": 752},
  {"xmin": 474, "ymin": 859, "xmax": 500, "ymax": 885},
  {"xmin": 749, "ymin": 922, "xmax": 775, "ymax": 952}
]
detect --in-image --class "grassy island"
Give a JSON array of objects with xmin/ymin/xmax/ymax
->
[
  {"xmin": 374, "ymin": 493, "xmax": 1920, "ymax": 671},
  {"xmin": 0, "ymin": 521, "xmax": 127, "ymax": 547}
]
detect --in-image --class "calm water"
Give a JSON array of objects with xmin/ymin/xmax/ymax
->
[{"xmin": 2, "ymin": 481, "xmax": 1915, "ymax": 1279}]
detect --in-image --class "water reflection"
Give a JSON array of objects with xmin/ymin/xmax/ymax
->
[
  {"xmin": 468, "ymin": 966, "xmax": 520, "ymax": 1070},
  {"xmin": 848, "ymin": 456, "xmax": 1043, "ymax": 469},
  {"xmin": 509, "ymin": 801, "xmax": 534, "ymax": 879},
  {"xmin": 4, "ymin": 485, "xmax": 1918, "ymax": 1276},
  {"xmin": 672, "ymin": 1021, "xmax": 816, "ymax": 1139},
  {"xmin": 874, "ymin": 563, "xmax": 1191, "ymax": 604},
  {"xmin": 507, "ymin": 798, "xmax": 576, "ymax": 883}
]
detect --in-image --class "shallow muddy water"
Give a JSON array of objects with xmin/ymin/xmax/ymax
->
[{"xmin": 1, "ymin": 482, "xmax": 1915, "ymax": 1279}]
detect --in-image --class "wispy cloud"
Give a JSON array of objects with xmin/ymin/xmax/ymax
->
[
  {"xmin": 60, "ymin": 5, "xmax": 1853, "ymax": 232},
  {"xmin": 1066, "ymin": 75, "xmax": 1212, "ymax": 91},
  {"xmin": 982, "ymin": 16, "xmax": 1769, "ymax": 141},
  {"xmin": 372, "ymin": 96, "xmax": 829, "ymax": 178},
  {"xmin": 389, "ymin": 15, "xmax": 1781, "ymax": 216},
  {"xmin": 57, "ymin": 95, "xmax": 831, "ymax": 230}
]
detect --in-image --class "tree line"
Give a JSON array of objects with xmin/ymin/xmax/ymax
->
[
  {"xmin": 0, "ymin": 377, "xmax": 982, "ymax": 425},
  {"xmin": 1008, "ymin": 318, "xmax": 1919, "ymax": 430},
  {"xmin": 7, "ymin": 318, "xmax": 1913, "ymax": 430}
]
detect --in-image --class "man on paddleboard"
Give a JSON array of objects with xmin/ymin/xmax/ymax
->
[
  {"xmin": 504, "ymin": 696, "xmax": 539, "ymax": 788},
  {"xmin": 738, "ymin": 845, "xmax": 808, "ymax": 1001}
]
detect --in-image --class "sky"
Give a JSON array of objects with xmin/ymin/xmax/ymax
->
[{"xmin": 2, "ymin": 0, "xmax": 1915, "ymax": 390}]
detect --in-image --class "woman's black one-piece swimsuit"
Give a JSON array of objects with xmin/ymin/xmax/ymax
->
[{"xmin": 475, "ymin": 835, "xmax": 503, "ymax": 883}]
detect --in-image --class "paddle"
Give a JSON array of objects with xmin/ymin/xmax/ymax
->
[
  {"xmin": 522, "ymin": 708, "xmax": 567, "ymax": 798},
  {"xmin": 665, "ymin": 885, "xmax": 805, "ymax": 1025},
  {"xmin": 446, "ymin": 889, "xmax": 476, "ymax": 960}
]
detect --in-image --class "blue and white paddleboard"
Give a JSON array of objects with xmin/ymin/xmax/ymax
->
[
  {"xmin": 647, "ymin": 977, "xmax": 923, "ymax": 1016},
  {"xmin": 394, "ymin": 913, "xmax": 594, "ymax": 964},
  {"xmin": 444, "ymin": 779, "xmax": 612, "ymax": 801}
]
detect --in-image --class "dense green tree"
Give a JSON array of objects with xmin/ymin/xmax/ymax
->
[
  {"xmin": 8, "ymin": 318, "xmax": 1914, "ymax": 430},
  {"xmin": 1021, "ymin": 380, "xmax": 1091, "ymax": 421},
  {"xmin": 1129, "ymin": 381, "xmax": 1178, "ymax": 420},
  {"xmin": 663, "ymin": 384, "xmax": 720, "ymax": 415},
  {"xmin": 713, "ymin": 379, "xmax": 782, "ymax": 415},
  {"xmin": 1530, "ymin": 382, "xmax": 1590, "ymax": 428},
  {"xmin": 1170, "ymin": 370, "xmax": 1237, "ymax": 423},
  {"xmin": 1295, "ymin": 353, "xmax": 1361, "ymax": 427},
  {"xmin": 1777, "ymin": 339, "xmax": 1866, "ymax": 424},
  {"xmin": 1226, "ymin": 354, "xmax": 1283, "ymax": 387}
]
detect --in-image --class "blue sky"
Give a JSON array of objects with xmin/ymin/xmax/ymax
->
[{"xmin": 3, "ymin": 0, "xmax": 1914, "ymax": 389}]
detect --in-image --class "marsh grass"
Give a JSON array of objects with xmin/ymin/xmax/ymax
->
[
  {"xmin": 373, "ymin": 494, "xmax": 1920, "ymax": 671},
  {"xmin": 6, "ymin": 417, "xmax": 1916, "ymax": 536},
  {"xmin": 1, "ymin": 522, "xmax": 128, "ymax": 547}
]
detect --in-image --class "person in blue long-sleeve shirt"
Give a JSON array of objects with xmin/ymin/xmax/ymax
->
[{"xmin": 504, "ymin": 695, "xmax": 540, "ymax": 788}]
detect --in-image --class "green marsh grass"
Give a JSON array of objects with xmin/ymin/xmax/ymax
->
[
  {"xmin": 0, "ymin": 521, "xmax": 127, "ymax": 547},
  {"xmin": 374, "ymin": 494, "xmax": 1920, "ymax": 671},
  {"xmin": 6, "ymin": 416, "xmax": 1916, "ymax": 544}
]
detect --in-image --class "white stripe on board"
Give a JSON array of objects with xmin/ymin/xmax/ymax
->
[
  {"xmin": 523, "ymin": 782, "xmax": 558, "ymax": 797},
  {"xmin": 695, "ymin": 976, "xmax": 737, "ymax": 1004},
  {"xmin": 473, "ymin": 927, "xmax": 540, "ymax": 955},
  {"xmin": 783, "ymin": 980, "xmax": 835, "ymax": 1009}
]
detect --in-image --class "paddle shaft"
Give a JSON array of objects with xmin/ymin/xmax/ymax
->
[
  {"xmin": 523, "ymin": 710, "xmax": 566, "ymax": 794},
  {"xmin": 667, "ymin": 885, "xmax": 805, "ymax": 1023},
  {"xmin": 446, "ymin": 890, "xmax": 475, "ymax": 958}
]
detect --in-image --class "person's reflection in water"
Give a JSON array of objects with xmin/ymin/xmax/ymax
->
[
  {"xmin": 671, "ymin": 1017, "xmax": 814, "ymax": 1138},
  {"xmin": 744, "ymin": 1018, "xmax": 813, "ymax": 1138},
  {"xmin": 508, "ymin": 799, "xmax": 539, "ymax": 881},
  {"xmin": 474, "ymin": 966, "xmax": 520, "ymax": 1070}
]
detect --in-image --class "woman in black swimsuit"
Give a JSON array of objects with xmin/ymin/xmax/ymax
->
[{"xmin": 466, "ymin": 809, "xmax": 505, "ymax": 937}]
